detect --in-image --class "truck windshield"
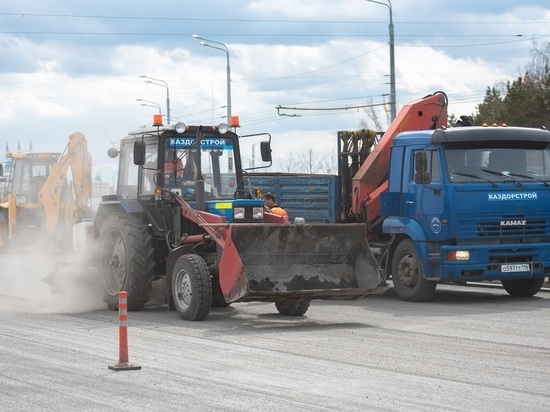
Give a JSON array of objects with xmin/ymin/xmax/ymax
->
[{"xmin": 444, "ymin": 144, "xmax": 550, "ymax": 184}]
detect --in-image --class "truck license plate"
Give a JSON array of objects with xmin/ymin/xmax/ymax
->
[{"xmin": 501, "ymin": 263, "xmax": 530, "ymax": 273}]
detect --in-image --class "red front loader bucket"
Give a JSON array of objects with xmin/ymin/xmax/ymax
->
[{"xmin": 222, "ymin": 223, "xmax": 387, "ymax": 302}]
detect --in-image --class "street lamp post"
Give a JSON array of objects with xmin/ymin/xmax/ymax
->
[
  {"xmin": 192, "ymin": 35, "xmax": 232, "ymax": 126},
  {"xmin": 139, "ymin": 75, "xmax": 171, "ymax": 124},
  {"xmin": 136, "ymin": 98, "xmax": 162, "ymax": 114},
  {"xmin": 365, "ymin": 0, "xmax": 396, "ymax": 121}
]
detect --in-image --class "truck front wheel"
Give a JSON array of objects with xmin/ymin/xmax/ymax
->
[
  {"xmin": 172, "ymin": 254, "xmax": 212, "ymax": 321},
  {"xmin": 391, "ymin": 239, "xmax": 437, "ymax": 302},
  {"xmin": 501, "ymin": 278, "xmax": 544, "ymax": 297}
]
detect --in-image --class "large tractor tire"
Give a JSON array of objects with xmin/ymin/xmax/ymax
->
[
  {"xmin": 391, "ymin": 239, "xmax": 437, "ymax": 302},
  {"xmin": 97, "ymin": 214, "xmax": 155, "ymax": 311},
  {"xmin": 171, "ymin": 254, "xmax": 212, "ymax": 321},
  {"xmin": 275, "ymin": 299, "xmax": 311, "ymax": 316},
  {"xmin": 501, "ymin": 278, "xmax": 544, "ymax": 297}
]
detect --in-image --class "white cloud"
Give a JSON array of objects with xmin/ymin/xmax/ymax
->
[{"xmin": 0, "ymin": 1, "xmax": 548, "ymax": 177}]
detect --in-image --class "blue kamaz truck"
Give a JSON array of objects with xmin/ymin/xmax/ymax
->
[{"xmin": 251, "ymin": 92, "xmax": 550, "ymax": 301}]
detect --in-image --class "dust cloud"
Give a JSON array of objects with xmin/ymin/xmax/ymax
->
[{"xmin": 0, "ymin": 248, "xmax": 107, "ymax": 314}]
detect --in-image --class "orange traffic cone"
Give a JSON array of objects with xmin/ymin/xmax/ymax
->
[{"xmin": 108, "ymin": 291, "xmax": 141, "ymax": 371}]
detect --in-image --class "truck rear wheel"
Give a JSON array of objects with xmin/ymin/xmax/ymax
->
[
  {"xmin": 501, "ymin": 278, "xmax": 544, "ymax": 297},
  {"xmin": 172, "ymin": 254, "xmax": 212, "ymax": 321},
  {"xmin": 391, "ymin": 239, "xmax": 437, "ymax": 302},
  {"xmin": 97, "ymin": 214, "xmax": 155, "ymax": 311},
  {"xmin": 275, "ymin": 299, "xmax": 310, "ymax": 316}
]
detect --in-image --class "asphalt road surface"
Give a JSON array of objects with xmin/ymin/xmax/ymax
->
[{"xmin": 1, "ymin": 257, "xmax": 550, "ymax": 411}]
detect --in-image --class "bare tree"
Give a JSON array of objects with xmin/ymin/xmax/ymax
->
[
  {"xmin": 278, "ymin": 152, "xmax": 299, "ymax": 172},
  {"xmin": 318, "ymin": 149, "xmax": 338, "ymax": 174},
  {"xmin": 527, "ymin": 41, "xmax": 550, "ymax": 82},
  {"xmin": 359, "ymin": 97, "xmax": 389, "ymax": 130},
  {"xmin": 297, "ymin": 149, "xmax": 325, "ymax": 173}
]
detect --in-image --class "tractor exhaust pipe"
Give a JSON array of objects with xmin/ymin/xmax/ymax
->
[{"xmin": 194, "ymin": 126, "xmax": 206, "ymax": 211}]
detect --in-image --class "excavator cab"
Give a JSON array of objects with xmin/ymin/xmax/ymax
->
[{"xmin": 8, "ymin": 153, "xmax": 60, "ymax": 204}]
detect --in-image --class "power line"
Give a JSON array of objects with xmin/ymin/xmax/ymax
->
[
  {"xmin": 1, "ymin": 30, "xmax": 548, "ymax": 39},
  {"xmin": 0, "ymin": 12, "xmax": 548, "ymax": 26}
]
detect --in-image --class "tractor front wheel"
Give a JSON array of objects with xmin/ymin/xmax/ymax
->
[{"xmin": 171, "ymin": 254, "xmax": 212, "ymax": 321}]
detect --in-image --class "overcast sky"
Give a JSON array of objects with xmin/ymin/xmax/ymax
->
[{"xmin": 1, "ymin": 0, "xmax": 549, "ymax": 179}]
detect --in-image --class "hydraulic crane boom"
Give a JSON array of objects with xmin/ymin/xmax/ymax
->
[{"xmin": 350, "ymin": 91, "xmax": 448, "ymax": 230}]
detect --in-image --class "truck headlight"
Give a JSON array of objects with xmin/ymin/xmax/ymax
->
[
  {"xmin": 234, "ymin": 207, "xmax": 245, "ymax": 220},
  {"xmin": 447, "ymin": 250, "xmax": 470, "ymax": 261},
  {"xmin": 252, "ymin": 207, "xmax": 264, "ymax": 219},
  {"xmin": 16, "ymin": 195, "xmax": 26, "ymax": 205}
]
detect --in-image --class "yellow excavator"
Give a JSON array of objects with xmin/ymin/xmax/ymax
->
[{"xmin": 0, "ymin": 132, "xmax": 92, "ymax": 250}]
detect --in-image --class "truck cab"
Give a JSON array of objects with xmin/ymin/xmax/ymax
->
[{"xmin": 381, "ymin": 126, "xmax": 550, "ymax": 300}]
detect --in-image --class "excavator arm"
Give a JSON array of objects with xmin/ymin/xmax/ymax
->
[
  {"xmin": 37, "ymin": 132, "xmax": 92, "ymax": 233},
  {"xmin": 347, "ymin": 91, "xmax": 448, "ymax": 232}
]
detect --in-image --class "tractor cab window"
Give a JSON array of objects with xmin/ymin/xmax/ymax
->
[
  {"xmin": 164, "ymin": 135, "xmax": 237, "ymax": 199},
  {"xmin": 141, "ymin": 143, "xmax": 158, "ymax": 196},
  {"xmin": 119, "ymin": 141, "xmax": 139, "ymax": 198}
]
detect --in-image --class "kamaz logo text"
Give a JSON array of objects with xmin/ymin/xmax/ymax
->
[{"xmin": 500, "ymin": 220, "xmax": 527, "ymax": 226}]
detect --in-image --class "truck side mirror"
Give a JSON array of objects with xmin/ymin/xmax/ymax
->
[
  {"xmin": 133, "ymin": 141, "xmax": 145, "ymax": 165},
  {"xmin": 414, "ymin": 151, "xmax": 432, "ymax": 184},
  {"xmin": 260, "ymin": 141, "xmax": 272, "ymax": 162},
  {"xmin": 0, "ymin": 163, "xmax": 3, "ymax": 177}
]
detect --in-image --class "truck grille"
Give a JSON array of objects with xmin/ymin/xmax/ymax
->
[{"xmin": 458, "ymin": 215, "xmax": 547, "ymax": 239}]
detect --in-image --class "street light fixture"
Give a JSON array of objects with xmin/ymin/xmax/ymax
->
[
  {"xmin": 139, "ymin": 75, "xmax": 171, "ymax": 124},
  {"xmin": 136, "ymin": 98, "xmax": 162, "ymax": 114},
  {"xmin": 365, "ymin": 0, "xmax": 396, "ymax": 121},
  {"xmin": 192, "ymin": 34, "xmax": 232, "ymax": 127}
]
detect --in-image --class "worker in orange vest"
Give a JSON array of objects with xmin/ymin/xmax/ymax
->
[{"xmin": 262, "ymin": 192, "xmax": 289, "ymax": 223}]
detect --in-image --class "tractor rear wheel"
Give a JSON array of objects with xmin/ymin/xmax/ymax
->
[
  {"xmin": 501, "ymin": 278, "xmax": 544, "ymax": 297},
  {"xmin": 97, "ymin": 214, "xmax": 155, "ymax": 310},
  {"xmin": 172, "ymin": 254, "xmax": 212, "ymax": 321},
  {"xmin": 275, "ymin": 299, "xmax": 310, "ymax": 316}
]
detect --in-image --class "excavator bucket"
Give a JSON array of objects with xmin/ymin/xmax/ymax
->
[{"xmin": 227, "ymin": 223, "xmax": 387, "ymax": 302}]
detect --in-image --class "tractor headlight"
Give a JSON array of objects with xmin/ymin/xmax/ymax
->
[
  {"xmin": 175, "ymin": 122, "xmax": 187, "ymax": 134},
  {"xmin": 218, "ymin": 123, "xmax": 229, "ymax": 134},
  {"xmin": 234, "ymin": 207, "xmax": 245, "ymax": 220},
  {"xmin": 252, "ymin": 207, "xmax": 264, "ymax": 219}
]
